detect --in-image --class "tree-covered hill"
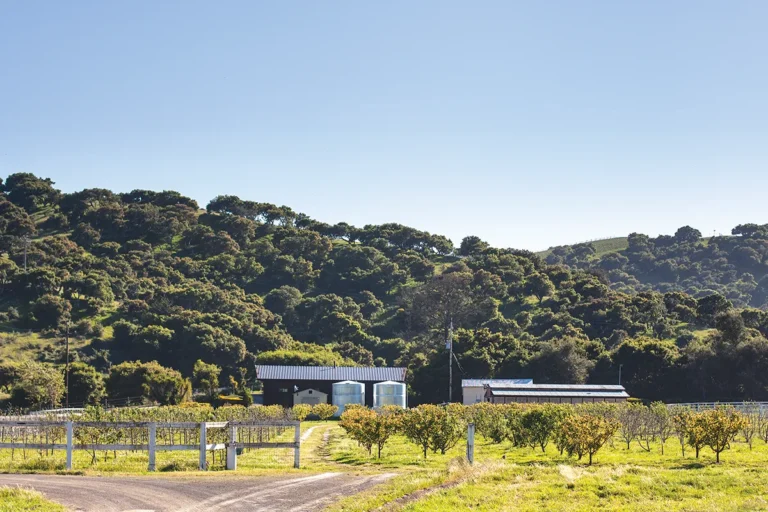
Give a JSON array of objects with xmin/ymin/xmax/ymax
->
[
  {"xmin": 2, "ymin": 173, "xmax": 768, "ymax": 405},
  {"xmin": 544, "ymin": 226, "xmax": 768, "ymax": 308}
]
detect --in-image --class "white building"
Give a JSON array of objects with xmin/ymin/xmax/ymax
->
[
  {"xmin": 461, "ymin": 379, "xmax": 533, "ymax": 405},
  {"xmin": 293, "ymin": 388, "xmax": 328, "ymax": 405}
]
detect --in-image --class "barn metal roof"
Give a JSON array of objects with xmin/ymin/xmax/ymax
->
[
  {"xmin": 462, "ymin": 379, "xmax": 533, "ymax": 387},
  {"xmin": 485, "ymin": 383, "xmax": 625, "ymax": 391},
  {"xmin": 488, "ymin": 390, "xmax": 629, "ymax": 398},
  {"xmin": 255, "ymin": 365, "xmax": 407, "ymax": 382}
]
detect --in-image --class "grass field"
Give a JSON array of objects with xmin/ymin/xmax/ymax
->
[
  {"xmin": 536, "ymin": 237, "xmax": 629, "ymax": 258},
  {"xmin": 1, "ymin": 419, "xmax": 767, "ymax": 511},
  {"xmin": 0, "ymin": 487, "xmax": 66, "ymax": 511},
  {"xmin": 0, "ymin": 331, "xmax": 94, "ymax": 364},
  {"xmin": 324, "ymin": 424, "xmax": 768, "ymax": 511}
]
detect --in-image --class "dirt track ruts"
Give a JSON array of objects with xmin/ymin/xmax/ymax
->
[{"xmin": 0, "ymin": 472, "xmax": 394, "ymax": 511}]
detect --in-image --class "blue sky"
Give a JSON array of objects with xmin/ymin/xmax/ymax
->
[{"xmin": 1, "ymin": 1, "xmax": 766, "ymax": 250}]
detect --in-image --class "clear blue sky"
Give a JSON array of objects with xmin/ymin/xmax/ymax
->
[{"xmin": 2, "ymin": 1, "xmax": 767, "ymax": 250}]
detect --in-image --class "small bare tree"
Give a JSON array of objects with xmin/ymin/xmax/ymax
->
[
  {"xmin": 617, "ymin": 403, "xmax": 644, "ymax": 450},
  {"xmin": 650, "ymin": 402, "xmax": 673, "ymax": 455}
]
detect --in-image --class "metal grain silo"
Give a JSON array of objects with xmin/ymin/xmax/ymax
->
[
  {"xmin": 373, "ymin": 381, "xmax": 406, "ymax": 409},
  {"xmin": 332, "ymin": 380, "xmax": 365, "ymax": 416}
]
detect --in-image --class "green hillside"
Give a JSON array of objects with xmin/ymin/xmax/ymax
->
[
  {"xmin": 2, "ymin": 172, "xmax": 768, "ymax": 409},
  {"xmin": 537, "ymin": 237, "xmax": 628, "ymax": 258}
]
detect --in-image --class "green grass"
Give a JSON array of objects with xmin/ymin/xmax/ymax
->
[
  {"xmin": 0, "ymin": 487, "xmax": 66, "ymax": 511},
  {"xmin": 325, "ymin": 424, "xmax": 768, "ymax": 511},
  {"xmin": 0, "ymin": 331, "xmax": 95, "ymax": 364},
  {"xmin": 536, "ymin": 236, "xmax": 715, "ymax": 260},
  {"xmin": 3, "ymin": 419, "xmax": 768, "ymax": 511},
  {"xmin": 537, "ymin": 237, "xmax": 629, "ymax": 258}
]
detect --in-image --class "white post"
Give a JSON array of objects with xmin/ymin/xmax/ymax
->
[
  {"xmin": 226, "ymin": 424, "xmax": 237, "ymax": 471},
  {"xmin": 293, "ymin": 423, "xmax": 300, "ymax": 469},
  {"xmin": 148, "ymin": 423, "xmax": 156, "ymax": 472},
  {"xmin": 65, "ymin": 421, "xmax": 73, "ymax": 471},
  {"xmin": 466, "ymin": 423, "xmax": 475, "ymax": 465},
  {"xmin": 199, "ymin": 422, "xmax": 207, "ymax": 470}
]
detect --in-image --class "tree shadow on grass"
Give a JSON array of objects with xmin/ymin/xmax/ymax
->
[{"xmin": 670, "ymin": 462, "xmax": 706, "ymax": 470}]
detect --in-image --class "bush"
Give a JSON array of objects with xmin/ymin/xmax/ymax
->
[
  {"xmin": 9, "ymin": 361, "xmax": 65, "ymax": 409},
  {"xmin": 67, "ymin": 361, "xmax": 106, "ymax": 405},
  {"xmin": 312, "ymin": 403, "xmax": 338, "ymax": 420},
  {"xmin": 292, "ymin": 404, "xmax": 312, "ymax": 421},
  {"xmin": 30, "ymin": 294, "xmax": 71, "ymax": 329},
  {"xmin": 107, "ymin": 361, "xmax": 191, "ymax": 405}
]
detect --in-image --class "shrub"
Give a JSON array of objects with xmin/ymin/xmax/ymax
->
[
  {"xmin": 67, "ymin": 361, "xmax": 106, "ymax": 405},
  {"xmin": 292, "ymin": 404, "xmax": 312, "ymax": 421},
  {"xmin": 192, "ymin": 360, "xmax": 221, "ymax": 401},
  {"xmin": 9, "ymin": 361, "xmax": 65, "ymax": 409},
  {"xmin": 312, "ymin": 403, "xmax": 338, "ymax": 420}
]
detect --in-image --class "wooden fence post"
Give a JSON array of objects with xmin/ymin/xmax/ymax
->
[
  {"xmin": 226, "ymin": 424, "xmax": 237, "ymax": 470},
  {"xmin": 148, "ymin": 423, "xmax": 156, "ymax": 472},
  {"xmin": 466, "ymin": 423, "xmax": 475, "ymax": 465},
  {"xmin": 293, "ymin": 423, "xmax": 300, "ymax": 469},
  {"xmin": 199, "ymin": 422, "xmax": 207, "ymax": 470},
  {"xmin": 65, "ymin": 421, "xmax": 73, "ymax": 471}
]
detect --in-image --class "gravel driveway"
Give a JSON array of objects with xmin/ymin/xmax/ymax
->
[{"xmin": 0, "ymin": 472, "xmax": 393, "ymax": 511}]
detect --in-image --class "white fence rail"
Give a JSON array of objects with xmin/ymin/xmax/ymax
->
[
  {"xmin": 0, "ymin": 420, "xmax": 300, "ymax": 471},
  {"xmin": 666, "ymin": 402, "xmax": 768, "ymax": 412}
]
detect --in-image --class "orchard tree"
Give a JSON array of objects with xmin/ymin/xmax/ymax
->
[
  {"xmin": 560, "ymin": 413, "xmax": 619, "ymax": 465},
  {"xmin": 401, "ymin": 404, "xmax": 443, "ymax": 459},
  {"xmin": 312, "ymin": 403, "xmax": 338, "ymax": 420},
  {"xmin": 701, "ymin": 408, "xmax": 748, "ymax": 463},
  {"xmin": 292, "ymin": 403, "xmax": 312, "ymax": 421}
]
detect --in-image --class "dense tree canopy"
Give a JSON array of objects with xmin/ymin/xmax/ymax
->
[{"xmin": 2, "ymin": 172, "xmax": 768, "ymax": 405}]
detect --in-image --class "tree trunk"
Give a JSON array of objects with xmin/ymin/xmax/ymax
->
[{"xmin": 588, "ymin": 452, "xmax": 593, "ymax": 465}]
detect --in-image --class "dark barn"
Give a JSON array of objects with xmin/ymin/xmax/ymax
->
[{"xmin": 255, "ymin": 365, "xmax": 407, "ymax": 408}]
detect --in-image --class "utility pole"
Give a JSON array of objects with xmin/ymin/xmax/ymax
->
[
  {"xmin": 618, "ymin": 364, "xmax": 623, "ymax": 387},
  {"xmin": 21, "ymin": 235, "xmax": 31, "ymax": 273},
  {"xmin": 65, "ymin": 321, "xmax": 71, "ymax": 407},
  {"xmin": 446, "ymin": 318, "xmax": 454, "ymax": 403}
]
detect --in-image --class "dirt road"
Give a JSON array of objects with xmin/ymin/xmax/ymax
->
[{"xmin": 0, "ymin": 472, "xmax": 393, "ymax": 511}]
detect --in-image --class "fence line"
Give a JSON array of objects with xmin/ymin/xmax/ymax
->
[
  {"xmin": 0, "ymin": 420, "xmax": 301, "ymax": 471},
  {"xmin": 666, "ymin": 402, "xmax": 768, "ymax": 412}
]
